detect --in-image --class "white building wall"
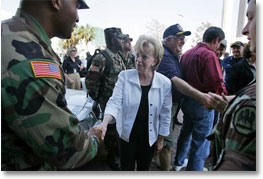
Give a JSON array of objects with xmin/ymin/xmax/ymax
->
[{"xmin": 221, "ymin": 0, "xmax": 248, "ymax": 53}]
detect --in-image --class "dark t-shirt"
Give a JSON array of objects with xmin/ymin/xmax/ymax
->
[
  {"xmin": 130, "ymin": 84, "xmax": 151, "ymax": 141},
  {"xmin": 62, "ymin": 57, "xmax": 82, "ymax": 74}
]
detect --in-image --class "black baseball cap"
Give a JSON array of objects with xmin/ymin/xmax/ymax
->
[
  {"xmin": 163, "ymin": 24, "xmax": 191, "ymax": 39},
  {"xmin": 78, "ymin": 0, "xmax": 89, "ymax": 9}
]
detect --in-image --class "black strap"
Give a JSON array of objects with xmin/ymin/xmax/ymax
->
[{"xmin": 100, "ymin": 50, "xmax": 113, "ymax": 75}]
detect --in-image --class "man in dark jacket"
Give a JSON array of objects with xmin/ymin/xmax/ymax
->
[
  {"xmin": 225, "ymin": 43, "xmax": 256, "ymax": 95},
  {"xmin": 222, "ymin": 41, "xmax": 244, "ymax": 92},
  {"xmin": 157, "ymin": 23, "xmax": 191, "ymax": 171}
]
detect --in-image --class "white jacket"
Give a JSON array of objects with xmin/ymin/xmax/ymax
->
[{"xmin": 104, "ymin": 69, "xmax": 172, "ymax": 146}]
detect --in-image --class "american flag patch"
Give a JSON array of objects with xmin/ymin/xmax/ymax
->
[
  {"xmin": 91, "ymin": 66, "xmax": 100, "ymax": 72},
  {"xmin": 31, "ymin": 61, "xmax": 61, "ymax": 79}
]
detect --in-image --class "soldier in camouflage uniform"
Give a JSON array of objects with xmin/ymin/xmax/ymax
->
[
  {"xmin": 119, "ymin": 34, "xmax": 136, "ymax": 69},
  {"xmin": 1, "ymin": 0, "xmax": 102, "ymax": 171},
  {"xmin": 85, "ymin": 27, "xmax": 126, "ymax": 170},
  {"xmin": 208, "ymin": 0, "xmax": 256, "ymax": 171}
]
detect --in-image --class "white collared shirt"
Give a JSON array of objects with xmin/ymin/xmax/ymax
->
[{"xmin": 104, "ymin": 69, "xmax": 172, "ymax": 146}]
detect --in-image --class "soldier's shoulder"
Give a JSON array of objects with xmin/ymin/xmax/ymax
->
[
  {"xmin": 232, "ymin": 105, "xmax": 256, "ymax": 136},
  {"xmin": 2, "ymin": 16, "xmax": 43, "ymax": 69},
  {"xmin": 92, "ymin": 53, "xmax": 106, "ymax": 62},
  {"xmin": 2, "ymin": 16, "xmax": 30, "ymax": 36}
]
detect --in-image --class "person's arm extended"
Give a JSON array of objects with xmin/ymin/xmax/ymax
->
[
  {"xmin": 94, "ymin": 114, "xmax": 114, "ymax": 140},
  {"xmin": 207, "ymin": 92, "xmax": 236, "ymax": 113},
  {"xmin": 94, "ymin": 71, "xmax": 125, "ymax": 140},
  {"xmin": 171, "ymin": 76, "xmax": 210, "ymax": 107}
]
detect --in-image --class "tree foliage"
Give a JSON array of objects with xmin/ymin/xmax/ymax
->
[
  {"xmin": 192, "ymin": 21, "xmax": 212, "ymax": 44},
  {"xmin": 62, "ymin": 24, "xmax": 96, "ymax": 49},
  {"xmin": 146, "ymin": 19, "xmax": 166, "ymax": 42}
]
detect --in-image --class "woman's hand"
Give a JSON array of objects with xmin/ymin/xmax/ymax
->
[
  {"xmin": 156, "ymin": 136, "xmax": 164, "ymax": 154},
  {"xmin": 93, "ymin": 114, "xmax": 113, "ymax": 140},
  {"xmin": 68, "ymin": 78, "xmax": 74, "ymax": 84},
  {"xmin": 93, "ymin": 122, "xmax": 108, "ymax": 140},
  {"xmin": 80, "ymin": 64, "xmax": 84, "ymax": 71}
]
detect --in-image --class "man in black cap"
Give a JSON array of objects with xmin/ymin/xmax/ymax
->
[
  {"xmin": 119, "ymin": 34, "xmax": 136, "ymax": 69},
  {"xmin": 85, "ymin": 27, "xmax": 126, "ymax": 170},
  {"xmin": 222, "ymin": 41, "xmax": 244, "ymax": 93},
  {"xmin": 1, "ymin": 0, "xmax": 104, "ymax": 170}
]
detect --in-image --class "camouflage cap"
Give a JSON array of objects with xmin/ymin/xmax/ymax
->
[
  {"xmin": 78, "ymin": 0, "xmax": 89, "ymax": 9},
  {"xmin": 104, "ymin": 27, "xmax": 125, "ymax": 39},
  {"xmin": 123, "ymin": 34, "xmax": 133, "ymax": 42}
]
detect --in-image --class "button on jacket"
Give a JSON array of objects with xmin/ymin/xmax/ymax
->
[{"xmin": 104, "ymin": 69, "xmax": 172, "ymax": 146}]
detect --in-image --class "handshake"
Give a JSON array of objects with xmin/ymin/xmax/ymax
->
[
  {"xmin": 202, "ymin": 92, "xmax": 235, "ymax": 113},
  {"xmin": 88, "ymin": 115, "xmax": 113, "ymax": 145}
]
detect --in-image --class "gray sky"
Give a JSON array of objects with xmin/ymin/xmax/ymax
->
[{"xmin": 1, "ymin": 0, "xmax": 224, "ymax": 50}]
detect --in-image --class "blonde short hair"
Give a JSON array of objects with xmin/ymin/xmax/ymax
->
[
  {"xmin": 135, "ymin": 35, "xmax": 164, "ymax": 70},
  {"xmin": 67, "ymin": 46, "xmax": 77, "ymax": 56}
]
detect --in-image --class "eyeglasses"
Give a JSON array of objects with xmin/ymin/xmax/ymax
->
[{"xmin": 71, "ymin": 50, "xmax": 77, "ymax": 52}]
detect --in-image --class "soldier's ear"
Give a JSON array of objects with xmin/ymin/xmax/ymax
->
[
  {"xmin": 51, "ymin": 0, "xmax": 62, "ymax": 11},
  {"xmin": 111, "ymin": 38, "xmax": 117, "ymax": 45}
]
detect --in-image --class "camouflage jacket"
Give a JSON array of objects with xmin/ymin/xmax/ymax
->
[
  {"xmin": 118, "ymin": 51, "xmax": 136, "ymax": 70},
  {"xmin": 1, "ymin": 9, "xmax": 98, "ymax": 171},
  {"xmin": 210, "ymin": 80, "xmax": 256, "ymax": 171},
  {"xmin": 85, "ymin": 48, "xmax": 126, "ymax": 111}
]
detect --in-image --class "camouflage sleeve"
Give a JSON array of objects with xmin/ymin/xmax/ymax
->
[
  {"xmin": 2, "ymin": 59, "xmax": 98, "ymax": 169},
  {"xmin": 211, "ymin": 87, "xmax": 256, "ymax": 170},
  {"xmin": 85, "ymin": 53, "xmax": 106, "ymax": 101}
]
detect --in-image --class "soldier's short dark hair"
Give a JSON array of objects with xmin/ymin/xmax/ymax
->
[{"xmin": 203, "ymin": 26, "xmax": 225, "ymax": 43}]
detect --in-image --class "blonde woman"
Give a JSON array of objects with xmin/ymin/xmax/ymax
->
[
  {"xmin": 95, "ymin": 35, "xmax": 172, "ymax": 171},
  {"xmin": 62, "ymin": 46, "xmax": 83, "ymax": 89}
]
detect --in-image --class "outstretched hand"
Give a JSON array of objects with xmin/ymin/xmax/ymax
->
[
  {"xmin": 201, "ymin": 93, "xmax": 214, "ymax": 110},
  {"xmin": 88, "ymin": 126, "xmax": 103, "ymax": 145},
  {"xmin": 206, "ymin": 92, "xmax": 229, "ymax": 113},
  {"xmin": 93, "ymin": 122, "xmax": 108, "ymax": 140}
]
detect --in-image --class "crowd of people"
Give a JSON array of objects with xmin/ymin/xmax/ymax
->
[{"xmin": 1, "ymin": 0, "xmax": 256, "ymax": 171}]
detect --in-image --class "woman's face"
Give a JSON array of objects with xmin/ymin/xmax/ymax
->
[
  {"xmin": 70, "ymin": 48, "xmax": 77, "ymax": 57},
  {"xmin": 135, "ymin": 47, "xmax": 157, "ymax": 73}
]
